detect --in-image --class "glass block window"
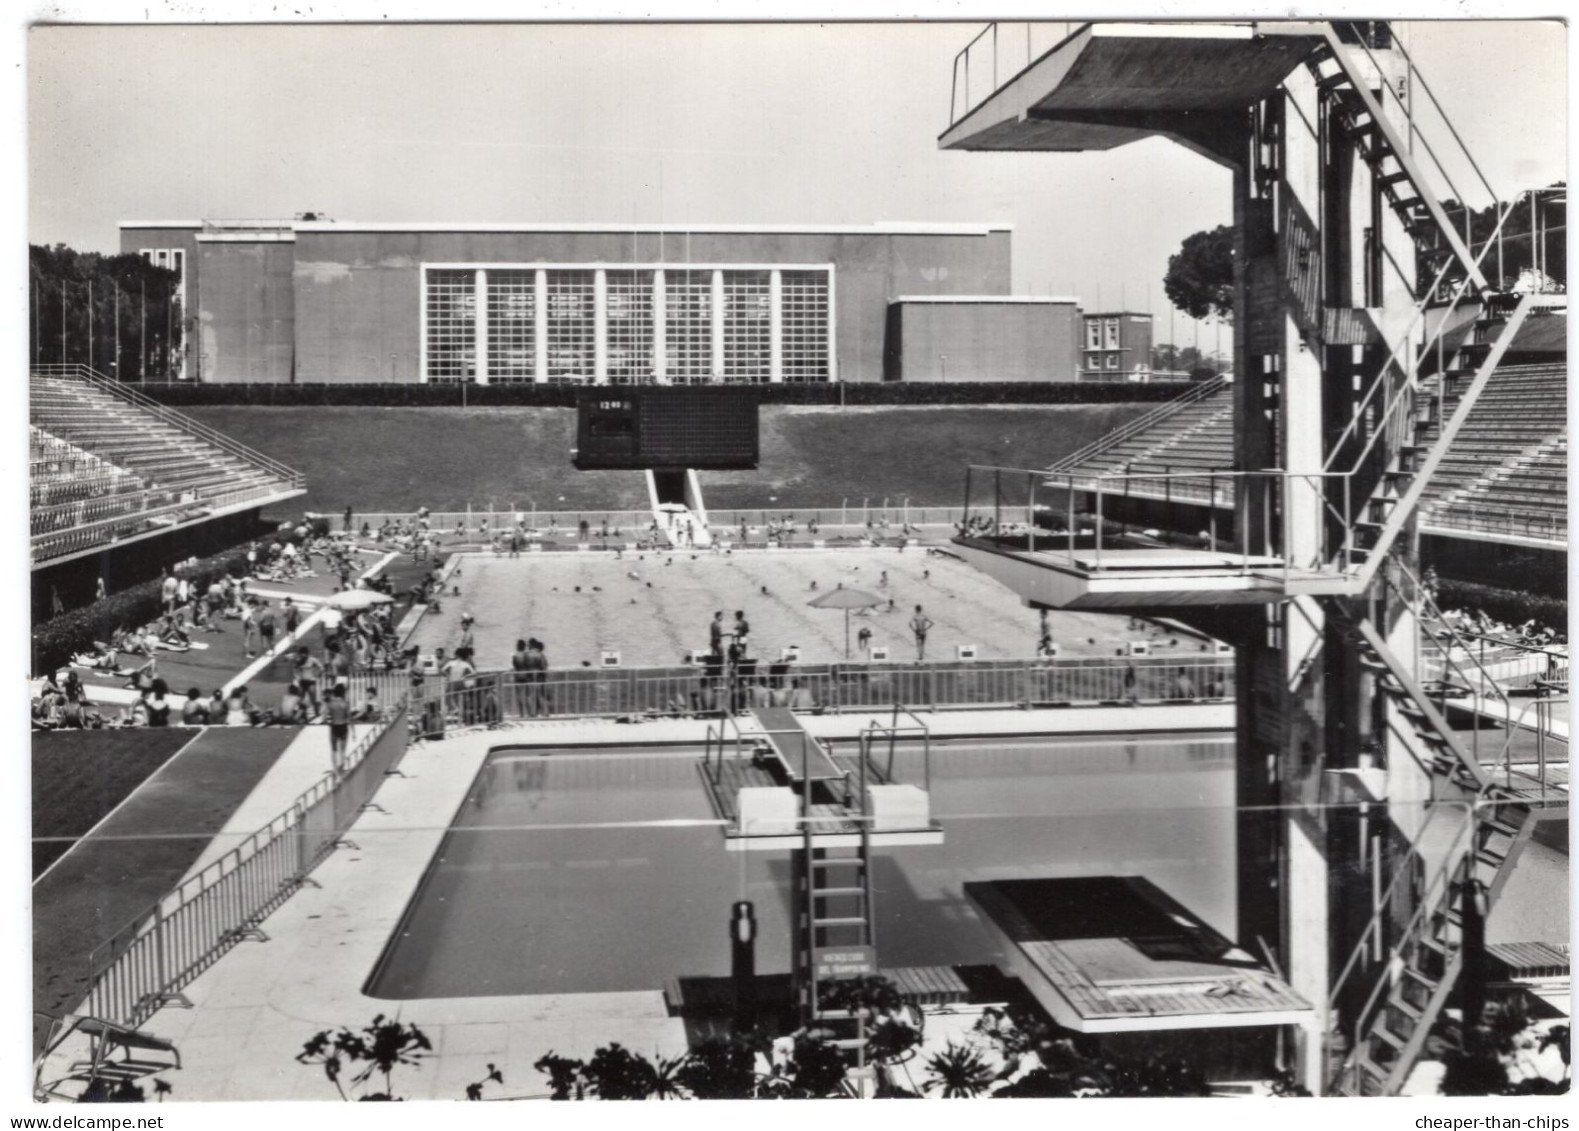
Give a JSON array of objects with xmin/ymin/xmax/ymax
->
[
  {"xmin": 426, "ymin": 269, "xmax": 477, "ymax": 382},
  {"xmin": 486, "ymin": 269, "xmax": 536, "ymax": 383},
  {"xmin": 722, "ymin": 270, "xmax": 771, "ymax": 382},
  {"xmin": 545, "ymin": 270, "xmax": 595, "ymax": 382},
  {"xmin": 604, "ymin": 270, "xmax": 653, "ymax": 384},
  {"xmin": 665, "ymin": 270, "xmax": 712, "ymax": 384},
  {"xmin": 780, "ymin": 270, "xmax": 830, "ymax": 382}
]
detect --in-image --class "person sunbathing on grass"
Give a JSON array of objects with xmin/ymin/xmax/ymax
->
[
  {"xmin": 123, "ymin": 656, "xmax": 159, "ymax": 693},
  {"xmin": 72, "ymin": 642, "xmax": 121, "ymax": 672},
  {"xmin": 158, "ymin": 613, "xmax": 192, "ymax": 650}
]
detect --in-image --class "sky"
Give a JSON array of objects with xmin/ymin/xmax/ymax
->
[{"xmin": 26, "ymin": 17, "xmax": 1566, "ymax": 348}]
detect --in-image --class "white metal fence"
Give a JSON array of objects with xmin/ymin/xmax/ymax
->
[
  {"xmin": 84, "ymin": 704, "xmax": 410, "ymax": 1028},
  {"xmin": 404, "ymin": 656, "xmax": 1236, "ymax": 738}
]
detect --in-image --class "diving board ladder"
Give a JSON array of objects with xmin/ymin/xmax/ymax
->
[{"xmin": 792, "ymin": 731, "xmax": 877, "ymax": 1087}]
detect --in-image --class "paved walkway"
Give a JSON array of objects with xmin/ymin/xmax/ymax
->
[{"xmin": 39, "ymin": 704, "xmax": 1233, "ymax": 1100}]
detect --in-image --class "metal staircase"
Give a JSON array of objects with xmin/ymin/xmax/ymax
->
[
  {"xmin": 1328, "ymin": 562, "xmax": 1568, "ymax": 1095},
  {"xmin": 1331, "ymin": 791, "xmax": 1541, "ymax": 1096},
  {"xmin": 1292, "ymin": 25, "xmax": 1567, "ymax": 593}
]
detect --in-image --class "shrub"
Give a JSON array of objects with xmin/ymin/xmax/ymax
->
[
  {"xmin": 137, "ymin": 381, "xmax": 1191, "ymax": 409},
  {"xmin": 32, "ymin": 545, "xmax": 253, "ymax": 674},
  {"xmin": 1434, "ymin": 578, "xmax": 1568, "ymax": 630}
]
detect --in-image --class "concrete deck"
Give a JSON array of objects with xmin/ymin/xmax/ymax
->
[{"xmin": 43, "ymin": 702, "xmax": 1232, "ymax": 1100}]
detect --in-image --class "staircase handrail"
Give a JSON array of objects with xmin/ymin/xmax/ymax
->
[
  {"xmin": 1048, "ymin": 376, "xmax": 1228, "ymax": 473},
  {"xmin": 1390, "ymin": 559, "xmax": 1514, "ymax": 736},
  {"xmin": 1348, "ymin": 25, "xmax": 1502, "ymax": 214},
  {"xmin": 1327, "ymin": 815, "xmax": 1477, "ymax": 1095},
  {"xmin": 31, "ymin": 364, "xmax": 303, "ymax": 487},
  {"xmin": 1320, "ymin": 25, "xmax": 1487, "ymax": 290},
  {"xmin": 1344, "ymin": 294, "xmax": 1561, "ymax": 590},
  {"xmin": 1324, "ymin": 797, "xmax": 1475, "ymax": 1018},
  {"xmin": 1486, "ymin": 694, "xmax": 1569, "ymax": 800},
  {"xmin": 1319, "ymin": 196, "xmax": 1522, "ymax": 477}
]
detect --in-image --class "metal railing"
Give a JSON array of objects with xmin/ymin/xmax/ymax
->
[
  {"xmin": 406, "ymin": 656, "xmax": 1236, "ymax": 739},
  {"xmin": 1486, "ymin": 695, "xmax": 1568, "ymax": 800},
  {"xmin": 83, "ymin": 703, "xmax": 409, "ymax": 1028},
  {"xmin": 32, "ymin": 364, "xmax": 304, "ymax": 486},
  {"xmin": 948, "ymin": 22, "xmax": 1088, "ymax": 127},
  {"xmin": 348, "ymin": 506, "xmax": 1007, "ymax": 543},
  {"xmin": 1421, "ymin": 504, "xmax": 1567, "ymax": 544},
  {"xmin": 960, "ymin": 462, "xmax": 1379, "ymax": 579},
  {"xmin": 30, "ymin": 481, "xmax": 298, "ymax": 565},
  {"xmin": 1325, "ymin": 799, "xmax": 1479, "ymax": 1095}
]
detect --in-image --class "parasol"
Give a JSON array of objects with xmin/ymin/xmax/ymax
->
[
  {"xmin": 326, "ymin": 589, "xmax": 394, "ymax": 611},
  {"xmin": 807, "ymin": 586, "xmax": 884, "ymax": 658}
]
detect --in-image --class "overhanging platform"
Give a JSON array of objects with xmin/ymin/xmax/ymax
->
[
  {"xmin": 952, "ymin": 537, "xmax": 1297, "ymax": 610},
  {"xmin": 967, "ymin": 877, "xmax": 1314, "ymax": 1033},
  {"xmin": 941, "ymin": 22, "xmax": 1325, "ymax": 158}
]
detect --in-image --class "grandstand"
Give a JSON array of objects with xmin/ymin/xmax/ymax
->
[
  {"xmin": 1048, "ymin": 375, "xmax": 1234, "ymax": 507},
  {"xmin": 1417, "ymin": 361, "xmax": 1568, "ymax": 544},
  {"xmin": 1045, "ymin": 355, "xmax": 1567, "ymax": 547},
  {"xmin": 29, "ymin": 365, "xmax": 305, "ymax": 567}
]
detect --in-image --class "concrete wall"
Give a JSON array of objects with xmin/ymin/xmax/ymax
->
[
  {"xmin": 887, "ymin": 301, "xmax": 1081, "ymax": 382},
  {"xmin": 288, "ymin": 228, "xmax": 1011, "ymax": 383},
  {"xmin": 196, "ymin": 240, "xmax": 296, "ymax": 384},
  {"xmin": 117, "ymin": 225, "xmax": 200, "ymax": 378}
]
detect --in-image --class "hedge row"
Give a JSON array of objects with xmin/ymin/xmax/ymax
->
[
  {"xmin": 32, "ymin": 545, "xmax": 253, "ymax": 676},
  {"xmin": 1433, "ymin": 578, "xmax": 1568, "ymax": 630},
  {"xmin": 133, "ymin": 381, "xmax": 1195, "ymax": 408}
]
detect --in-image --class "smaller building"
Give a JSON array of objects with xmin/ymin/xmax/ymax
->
[
  {"xmin": 1081, "ymin": 311, "xmax": 1154, "ymax": 381},
  {"xmin": 885, "ymin": 296, "xmax": 1082, "ymax": 382}
]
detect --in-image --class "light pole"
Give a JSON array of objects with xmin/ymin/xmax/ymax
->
[{"xmin": 939, "ymin": 353, "xmax": 948, "ymax": 381}]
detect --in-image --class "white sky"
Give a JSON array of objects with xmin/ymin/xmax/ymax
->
[{"xmin": 25, "ymin": 17, "xmax": 1566, "ymax": 345}]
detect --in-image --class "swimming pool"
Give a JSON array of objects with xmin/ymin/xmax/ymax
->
[{"xmin": 365, "ymin": 733, "xmax": 1237, "ymax": 999}]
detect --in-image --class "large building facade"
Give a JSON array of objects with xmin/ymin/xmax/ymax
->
[{"xmin": 120, "ymin": 220, "xmax": 1047, "ymax": 385}]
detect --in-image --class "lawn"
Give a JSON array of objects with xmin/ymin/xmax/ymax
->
[
  {"xmin": 186, "ymin": 403, "xmax": 1149, "ymax": 516},
  {"xmin": 31, "ymin": 728, "xmax": 195, "ymax": 877}
]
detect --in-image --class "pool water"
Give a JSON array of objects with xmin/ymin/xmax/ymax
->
[{"xmin": 366, "ymin": 734, "xmax": 1237, "ymax": 999}]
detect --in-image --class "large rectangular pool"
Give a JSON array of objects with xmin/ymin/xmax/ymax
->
[{"xmin": 366, "ymin": 733, "xmax": 1236, "ymax": 999}]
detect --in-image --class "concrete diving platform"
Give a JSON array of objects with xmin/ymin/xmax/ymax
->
[
  {"xmin": 698, "ymin": 709, "xmax": 944, "ymax": 852},
  {"xmin": 940, "ymin": 21, "xmax": 1326, "ymax": 161},
  {"xmin": 952, "ymin": 537, "xmax": 1297, "ymax": 610},
  {"xmin": 966, "ymin": 876, "xmax": 1314, "ymax": 1034}
]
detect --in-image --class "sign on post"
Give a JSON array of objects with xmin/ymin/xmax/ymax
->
[{"xmin": 813, "ymin": 946, "xmax": 877, "ymax": 980}]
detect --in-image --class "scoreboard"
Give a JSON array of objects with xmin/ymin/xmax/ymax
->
[{"xmin": 574, "ymin": 388, "xmax": 760, "ymax": 470}]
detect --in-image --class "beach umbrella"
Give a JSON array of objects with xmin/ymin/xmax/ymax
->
[
  {"xmin": 327, "ymin": 588, "xmax": 394, "ymax": 611},
  {"xmin": 808, "ymin": 586, "xmax": 884, "ymax": 659}
]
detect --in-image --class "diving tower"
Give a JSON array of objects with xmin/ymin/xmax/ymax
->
[{"xmin": 937, "ymin": 19, "xmax": 1569, "ymax": 1095}]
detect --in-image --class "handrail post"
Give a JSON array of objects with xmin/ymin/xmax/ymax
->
[
  {"xmin": 1093, "ymin": 485, "xmax": 1102, "ymax": 570},
  {"xmin": 1026, "ymin": 472, "xmax": 1035, "ymax": 554}
]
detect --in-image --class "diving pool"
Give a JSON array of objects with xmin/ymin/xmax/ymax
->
[{"xmin": 365, "ymin": 733, "xmax": 1237, "ymax": 999}]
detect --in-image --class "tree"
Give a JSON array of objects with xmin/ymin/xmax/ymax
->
[
  {"xmin": 1150, "ymin": 343, "xmax": 1220, "ymax": 380},
  {"xmin": 29, "ymin": 243, "xmax": 184, "ymax": 380},
  {"xmin": 1163, "ymin": 225, "xmax": 1236, "ymax": 322}
]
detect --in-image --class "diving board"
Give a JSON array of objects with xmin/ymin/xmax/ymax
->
[{"xmin": 745, "ymin": 706, "xmax": 845, "ymax": 784}]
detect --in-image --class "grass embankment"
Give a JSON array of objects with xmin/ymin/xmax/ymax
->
[{"xmin": 186, "ymin": 403, "xmax": 1149, "ymax": 515}]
